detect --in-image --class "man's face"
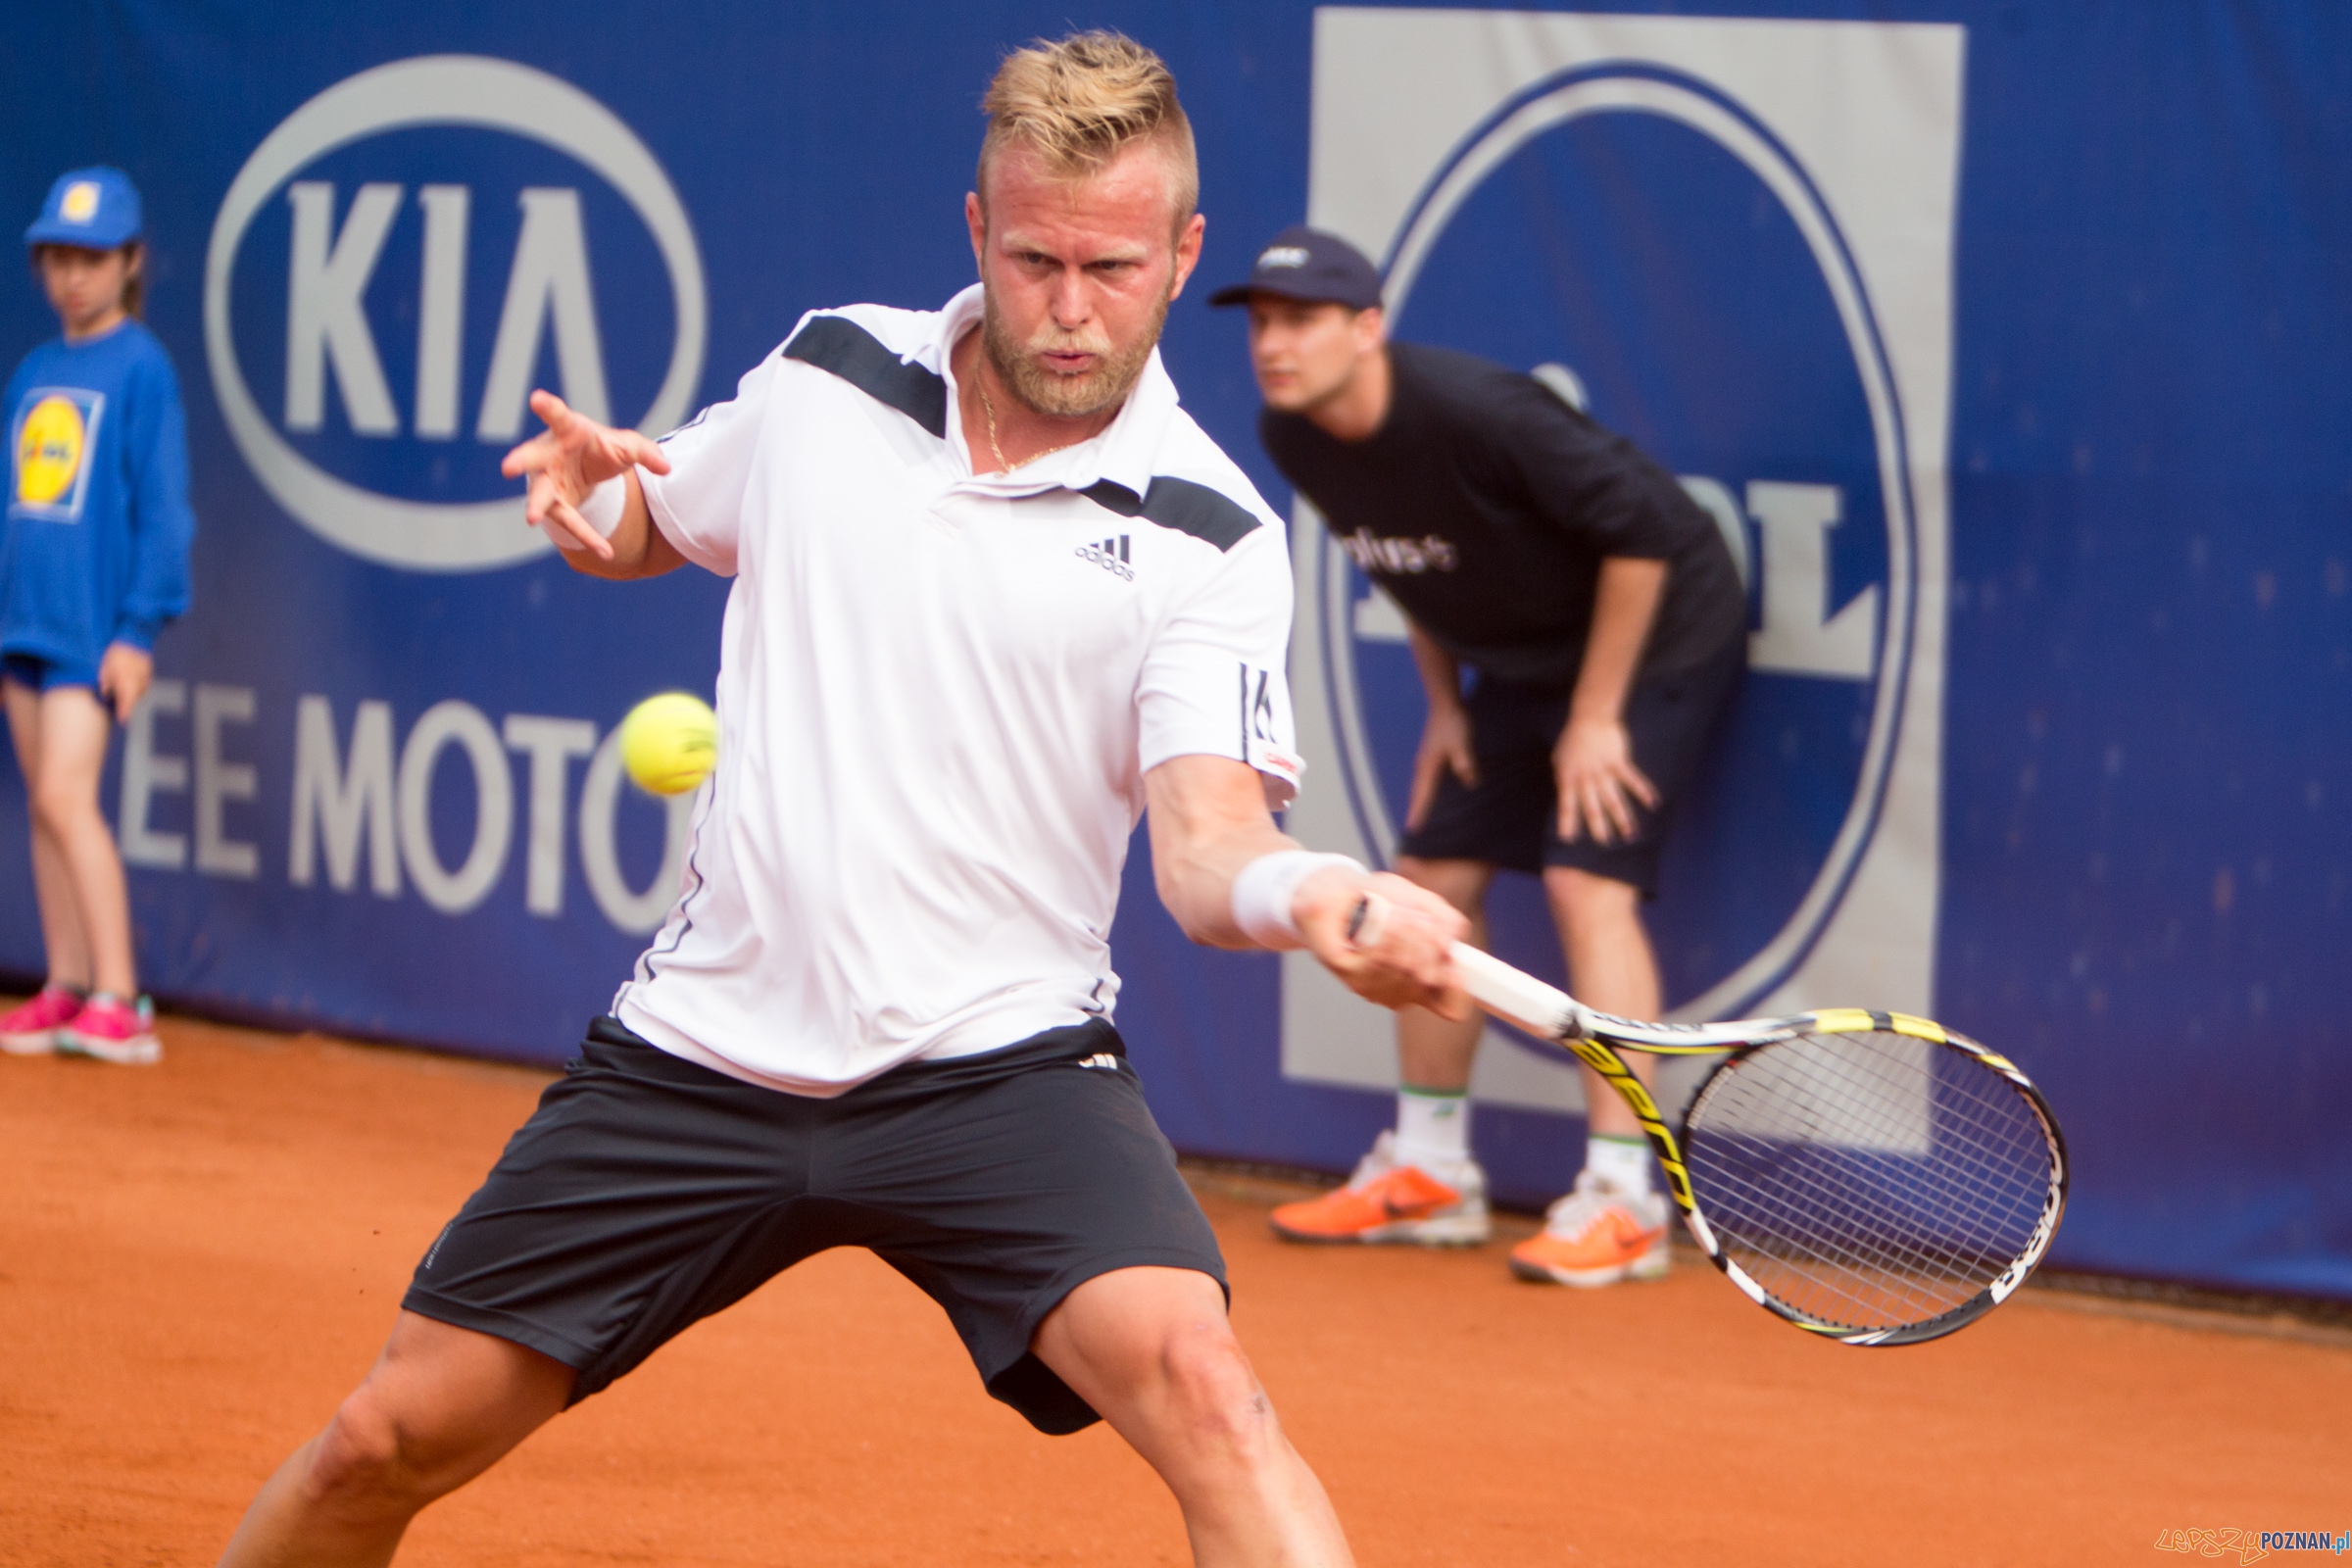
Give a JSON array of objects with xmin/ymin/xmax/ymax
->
[
  {"xmin": 1247, "ymin": 297, "xmax": 1378, "ymax": 415},
  {"xmin": 967, "ymin": 139, "xmax": 1204, "ymax": 419}
]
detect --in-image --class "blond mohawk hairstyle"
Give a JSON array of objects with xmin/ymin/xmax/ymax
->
[{"xmin": 977, "ymin": 30, "xmax": 1199, "ymax": 229}]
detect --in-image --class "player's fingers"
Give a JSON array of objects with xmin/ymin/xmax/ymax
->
[
  {"xmin": 1449, "ymin": 742, "xmax": 1479, "ymax": 788},
  {"xmin": 615, "ymin": 428, "xmax": 673, "ymax": 475},
  {"xmin": 529, "ymin": 388, "xmax": 575, "ymax": 431},
  {"xmin": 542, "ymin": 497, "xmax": 616, "ymax": 561},
  {"xmin": 500, "ymin": 432, "xmax": 561, "ymax": 480},
  {"xmin": 1620, "ymin": 759, "xmax": 1660, "ymax": 809}
]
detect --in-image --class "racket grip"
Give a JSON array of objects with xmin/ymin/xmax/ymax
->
[{"xmin": 1449, "ymin": 944, "xmax": 1584, "ymax": 1040}]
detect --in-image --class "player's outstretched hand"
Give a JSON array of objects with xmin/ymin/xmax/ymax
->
[
  {"xmin": 1294, "ymin": 870, "xmax": 1471, "ymax": 1018},
  {"xmin": 1551, "ymin": 714, "xmax": 1657, "ymax": 845},
  {"xmin": 500, "ymin": 390, "xmax": 672, "ymax": 561}
]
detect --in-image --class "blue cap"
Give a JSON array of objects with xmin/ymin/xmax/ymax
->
[
  {"xmin": 25, "ymin": 167, "xmax": 143, "ymax": 250},
  {"xmin": 1208, "ymin": 225, "xmax": 1384, "ymax": 311}
]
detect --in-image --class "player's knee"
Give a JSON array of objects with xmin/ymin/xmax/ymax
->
[
  {"xmin": 304, "ymin": 1385, "xmax": 442, "ymax": 1516},
  {"xmin": 1156, "ymin": 1326, "xmax": 1281, "ymax": 1470}
]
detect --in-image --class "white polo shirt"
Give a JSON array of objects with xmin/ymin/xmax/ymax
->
[{"xmin": 613, "ymin": 284, "xmax": 1302, "ymax": 1096}]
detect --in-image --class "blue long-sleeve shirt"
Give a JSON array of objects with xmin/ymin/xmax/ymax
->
[{"xmin": 4, "ymin": 319, "xmax": 195, "ymax": 664}]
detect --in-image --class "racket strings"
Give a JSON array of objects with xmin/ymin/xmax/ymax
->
[
  {"xmin": 1681, "ymin": 1030, "xmax": 2056, "ymax": 1332},
  {"xmin": 1710, "ymin": 1050, "xmax": 2051, "ymax": 1311},
  {"xmin": 1695, "ymin": 1046, "xmax": 2051, "ymax": 1327}
]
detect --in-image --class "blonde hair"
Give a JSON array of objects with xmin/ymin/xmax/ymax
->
[{"xmin": 977, "ymin": 31, "xmax": 1198, "ymax": 230}]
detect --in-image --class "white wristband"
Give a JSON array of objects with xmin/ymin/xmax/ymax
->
[
  {"xmin": 548, "ymin": 474, "xmax": 628, "ymax": 552},
  {"xmin": 1231, "ymin": 851, "xmax": 1364, "ymax": 951}
]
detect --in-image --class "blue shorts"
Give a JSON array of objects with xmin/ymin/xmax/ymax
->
[{"xmin": 0, "ymin": 652, "xmax": 99, "ymax": 693}]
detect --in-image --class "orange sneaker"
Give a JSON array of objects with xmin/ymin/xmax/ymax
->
[
  {"xmin": 1270, "ymin": 1133, "xmax": 1491, "ymax": 1246},
  {"xmin": 1508, "ymin": 1171, "xmax": 1671, "ymax": 1287}
]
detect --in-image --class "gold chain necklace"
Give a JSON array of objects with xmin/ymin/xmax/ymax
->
[{"xmin": 977, "ymin": 379, "xmax": 1085, "ymax": 473}]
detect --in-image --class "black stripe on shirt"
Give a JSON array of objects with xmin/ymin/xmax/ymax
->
[
  {"xmin": 1082, "ymin": 476, "xmax": 1261, "ymax": 554},
  {"xmin": 782, "ymin": 316, "xmax": 949, "ymax": 438}
]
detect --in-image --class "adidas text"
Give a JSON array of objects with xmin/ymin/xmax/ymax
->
[{"xmin": 1077, "ymin": 535, "xmax": 1135, "ymax": 581}]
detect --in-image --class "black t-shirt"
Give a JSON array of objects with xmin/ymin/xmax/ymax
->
[{"xmin": 1261, "ymin": 342, "xmax": 1745, "ymax": 687}]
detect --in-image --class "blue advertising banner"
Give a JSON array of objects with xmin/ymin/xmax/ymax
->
[{"xmin": 2, "ymin": 2, "xmax": 2346, "ymax": 1299}]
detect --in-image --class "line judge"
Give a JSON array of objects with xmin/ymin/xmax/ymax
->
[{"xmin": 1216, "ymin": 227, "xmax": 1744, "ymax": 1287}]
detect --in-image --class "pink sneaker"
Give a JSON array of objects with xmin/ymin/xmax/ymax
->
[
  {"xmin": 56, "ymin": 994, "xmax": 162, "ymax": 1065},
  {"xmin": 0, "ymin": 985, "xmax": 84, "ymax": 1055}
]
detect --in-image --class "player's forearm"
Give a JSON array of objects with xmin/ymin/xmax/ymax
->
[
  {"xmin": 1143, "ymin": 754, "xmax": 1323, "ymax": 949},
  {"xmin": 1155, "ymin": 819, "xmax": 1304, "ymax": 949},
  {"xmin": 1569, "ymin": 557, "xmax": 1668, "ymax": 722},
  {"xmin": 1405, "ymin": 619, "xmax": 1466, "ymax": 715}
]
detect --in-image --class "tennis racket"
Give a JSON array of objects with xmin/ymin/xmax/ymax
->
[{"xmin": 1352, "ymin": 901, "xmax": 2068, "ymax": 1346}]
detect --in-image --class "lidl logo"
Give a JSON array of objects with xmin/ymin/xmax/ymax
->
[
  {"xmin": 203, "ymin": 55, "xmax": 707, "ymax": 571},
  {"xmin": 9, "ymin": 388, "xmax": 103, "ymax": 520},
  {"xmin": 59, "ymin": 181, "xmax": 101, "ymax": 224}
]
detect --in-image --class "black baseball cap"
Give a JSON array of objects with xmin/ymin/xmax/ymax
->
[{"xmin": 1207, "ymin": 225, "xmax": 1384, "ymax": 311}]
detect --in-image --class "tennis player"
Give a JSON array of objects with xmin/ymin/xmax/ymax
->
[
  {"xmin": 216, "ymin": 35, "xmax": 1460, "ymax": 1568},
  {"xmin": 1214, "ymin": 228, "xmax": 1745, "ymax": 1287}
]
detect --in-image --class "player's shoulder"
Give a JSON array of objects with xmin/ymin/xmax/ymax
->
[
  {"xmin": 780, "ymin": 301, "xmax": 944, "ymax": 367},
  {"xmin": 1099, "ymin": 408, "xmax": 1286, "ymax": 564},
  {"xmin": 763, "ymin": 301, "xmax": 952, "ymax": 437}
]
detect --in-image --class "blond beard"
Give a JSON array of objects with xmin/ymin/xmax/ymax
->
[{"xmin": 982, "ymin": 285, "xmax": 1169, "ymax": 419}]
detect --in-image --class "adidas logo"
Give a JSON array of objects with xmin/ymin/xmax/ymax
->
[
  {"xmin": 1077, "ymin": 1052, "xmax": 1121, "ymax": 1071},
  {"xmin": 1075, "ymin": 535, "xmax": 1135, "ymax": 581}
]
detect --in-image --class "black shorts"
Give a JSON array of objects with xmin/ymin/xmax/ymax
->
[
  {"xmin": 402, "ymin": 1015, "xmax": 1225, "ymax": 1436},
  {"xmin": 1398, "ymin": 637, "xmax": 1743, "ymax": 897}
]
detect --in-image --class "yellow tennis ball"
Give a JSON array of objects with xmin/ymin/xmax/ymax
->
[{"xmin": 619, "ymin": 693, "xmax": 717, "ymax": 796}]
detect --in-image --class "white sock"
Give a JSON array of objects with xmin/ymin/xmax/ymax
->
[
  {"xmin": 1395, "ymin": 1086, "xmax": 1471, "ymax": 1170},
  {"xmin": 1586, "ymin": 1133, "xmax": 1653, "ymax": 1197}
]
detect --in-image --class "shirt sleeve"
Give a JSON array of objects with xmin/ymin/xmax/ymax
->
[
  {"xmin": 115, "ymin": 350, "xmax": 195, "ymax": 649},
  {"xmin": 1493, "ymin": 382, "xmax": 1701, "ymax": 561},
  {"xmin": 1136, "ymin": 524, "xmax": 1304, "ymax": 808},
  {"xmin": 636, "ymin": 349, "xmax": 784, "ymax": 577}
]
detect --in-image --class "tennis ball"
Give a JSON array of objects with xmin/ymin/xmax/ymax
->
[{"xmin": 618, "ymin": 693, "xmax": 717, "ymax": 796}]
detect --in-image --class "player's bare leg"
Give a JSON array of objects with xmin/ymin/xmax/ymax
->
[
  {"xmin": 216, "ymin": 1311, "xmax": 572, "ymax": 1568},
  {"xmin": 1034, "ymin": 1266, "xmax": 1352, "ymax": 1568}
]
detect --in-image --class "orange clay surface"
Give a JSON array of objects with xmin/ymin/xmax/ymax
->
[{"xmin": 3, "ymin": 1011, "xmax": 2345, "ymax": 1567}]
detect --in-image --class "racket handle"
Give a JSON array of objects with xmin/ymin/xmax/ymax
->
[{"xmin": 1448, "ymin": 943, "xmax": 1584, "ymax": 1040}]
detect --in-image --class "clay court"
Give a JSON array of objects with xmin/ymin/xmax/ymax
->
[{"xmin": 3, "ymin": 1011, "xmax": 2342, "ymax": 1567}]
